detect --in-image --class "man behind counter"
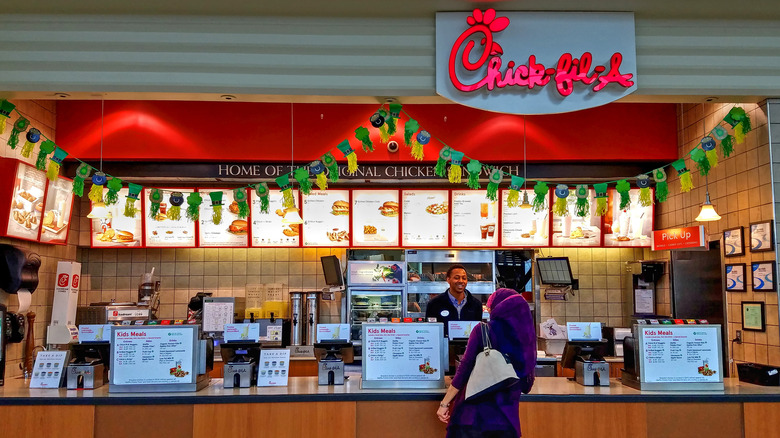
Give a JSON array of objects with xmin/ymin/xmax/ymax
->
[{"xmin": 425, "ymin": 264, "xmax": 483, "ymax": 336}]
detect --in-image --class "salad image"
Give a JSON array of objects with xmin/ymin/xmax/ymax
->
[
  {"xmin": 169, "ymin": 361, "xmax": 190, "ymax": 378},
  {"xmin": 419, "ymin": 358, "xmax": 438, "ymax": 375},
  {"xmin": 372, "ymin": 264, "xmax": 403, "ymax": 283}
]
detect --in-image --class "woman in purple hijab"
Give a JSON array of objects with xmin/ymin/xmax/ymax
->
[{"xmin": 436, "ymin": 288, "xmax": 536, "ymax": 438}]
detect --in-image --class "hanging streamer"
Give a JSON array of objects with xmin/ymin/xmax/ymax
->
[
  {"xmin": 208, "ymin": 191, "xmax": 222, "ymax": 224},
  {"xmin": 701, "ymin": 136, "xmax": 718, "ymax": 169},
  {"xmin": 148, "ymin": 188, "xmax": 163, "ymax": 219},
  {"xmin": 387, "ymin": 103, "xmax": 402, "ymax": 135},
  {"xmin": 466, "ymin": 159, "xmax": 482, "ymax": 189},
  {"xmin": 506, "ymin": 175, "xmax": 525, "ymax": 207},
  {"xmin": 47, "ymin": 147, "xmax": 68, "ymax": 182},
  {"xmin": 72, "ymin": 163, "xmax": 92, "ymax": 197},
  {"xmin": 293, "ymin": 167, "xmax": 312, "ymax": 195},
  {"xmin": 575, "ymin": 185, "xmax": 589, "ymax": 217},
  {"xmin": 553, "ymin": 185, "xmax": 570, "ymax": 216},
  {"xmin": 724, "ymin": 107, "xmax": 752, "ymax": 143},
  {"xmin": 7, "ymin": 116, "xmax": 29, "ymax": 150},
  {"xmin": 434, "ymin": 146, "xmax": 452, "ymax": 178},
  {"xmin": 653, "ymin": 168, "xmax": 668, "ymax": 203},
  {"xmin": 404, "ymin": 119, "xmax": 419, "ymax": 147},
  {"xmin": 35, "ymin": 140, "xmax": 55, "ymax": 170},
  {"xmin": 20, "ymin": 128, "xmax": 40, "ymax": 158},
  {"xmin": 104, "ymin": 177, "xmax": 123, "ymax": 206},
  {"xmin": 711, "ymin": 125, "xmax": 734, "ymax": 158},
  {"xmin": 376, "ymin": 109, "xmax": 390, "ymax": 143},
  {"xmin": 276, "ymin": 173, "xmax": 295, "ymax": 209},
  {"xmin": 187, "ymin": 192, "xmax": 203, "ymax": 222},
  {"xmin": 124, "ymin": 183, "xmax": 142, "ymax": 217},
  {"xmin": 168, "ymin": 192, "xmax": 184, "ymax": 221},
  {"xmin": 690, "ymin": 147, "xmax": 710, "ymax": 176},
  {"xmin": 321, "ymin": 152, "xmax": 339, "ymax": 183},
  {"xmin": 532, "ymin": 181, "xmax": 549, "ymax": 212},
  {"xmin": 255, "ymin": 183, "xmax": 270, "ymax": 214},
  {"xmin": 485, "ymin": 167, "xmax": 503, "ymax": 202},
  {"xmin": 310, "ymin": 161, "xmax": 328, "ymax": 190},
  {"xmin": 337, "ymin": 140, "xmax": 358, "ymax": 175},
  {"xmin": 412, "ymin": 130, "xmax": 430, "ymax": 161},
  {"xmin": 615, "ymin": 179, "xmax": 631, "ymax": 210},
  {"xmin": 88, "ymin": 172, "xmax": 107, "ymax": 203},
  {"xmin": 636, "ymin": 175, "xmax": 653, "ymax": 207},
  {"xmin": 233, "ymin": 188, "xmax": 249, "ymax": 219},
  {"xmin": 0, "ymin": 100, "xmax": 16, "ymax": 134},
  {"xmin": 448, "ymin": 150, "xmax": 464, "ymax": 183},
  {"xmin": 594, "ymin": 183, "xmax": 608, "ymax": 216},
  {"xmin": 671, "ymin": 159, "xmax": 693, "ymax": 193},
  {"xmin": 355, "ymin": 126, "xmax": 373, "ymax": 152}
]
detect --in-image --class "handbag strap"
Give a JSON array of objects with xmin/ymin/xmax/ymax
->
[{"xmin": 480, "ymin": 322, "xmax": 492, "ymax": 352}]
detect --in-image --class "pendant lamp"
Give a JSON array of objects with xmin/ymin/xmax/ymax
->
[
  {"xmin": 519, "ymin": 116, "xmax": 533, "ymax": 209},
  {"xmin": 87, "ymin": 98, "xmax": 111, "ymax": 219},
  {"xmin": 281, "ymin": 103, "xmax": 304, "ymax": 225},
  {"xmin": 695, "ymin": 174, "xmax": 721, "ymax": 222}
]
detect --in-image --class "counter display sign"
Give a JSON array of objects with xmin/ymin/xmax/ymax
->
[
  {"xmin": 401, "ymin": 190, "xmax": 449, "ymax": 247},
  {"xmin": 362, "ymin": 323, "xmax": 445, "ymax": 389},
  {"xmin": 651, "ymin": 226, "xmax": 706, "ymax": 251},
  {"xmin": 451, "ymin": 190, "xmax": 497, "ymax": 247},
  {"xmin": 249, "ymin": 189, "xmax": 300, "ymax": 247},
  {"xmin": 39, "ymin": 176, "xmax": 74, "ymax": 244},
  {"xmin": 6, "ymin": 161, "xmax": 46, "ymax": 241},
  {"xmin": 501, "ymin": 189, "xmax": 548, "ymax": 247},
  {"xmin": 143, "ymin": 188, "xmax": 196, "ymax": 247},
  {"xmin": 198, "ymin": 188, "xmax": 248, "ymax": 247},
  {"xmin": 111, "ymin": 326, "xmax": 197, "ymax": 386},
  {"xmin": 302, "ymin": 190, "xmax": 350, "ymax": 247},
  {"xmin": 257, "ymin": 348, "xmax": 291, "ymax": 386},
  {"xmin": 604, "ymin": 189, "xmax": 653, "ymax": 247},
  {"xmin": 351, "ymin": 189, "xmax": 399, "ymax": 247},
  {"xmin": 639, "ymin": 325, "xmax": 722, "ymax": 384},
  {"xmin": 91, "ymin": 187, "xmax": 143, "ymax": 247},
  {"xmin": 29, "ymin": 350, "xmax": 70, "ymax": 388},
  {"xmin": 552, "ymin": 188, "xmax": 601, "ymax": 247}
]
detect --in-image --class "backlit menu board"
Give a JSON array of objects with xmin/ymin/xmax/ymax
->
[
  {"xmin": 452, "ymin": 190, "xmax": 497, "ymax": 247},
  {"xmin": 198, "ymin": 188, "xmax": 249, "ymax": 247},
  {"xmin": 91, "ymin": 187, "xmax": 143, "ymax": 247},
  {"xmin": 39, "ymin": 176, "xmax": 74, "ymax": 245},
  {"xmin": 111, "ymin": 325, "xmax": 197, "ymax": 386},
  {"xmin": 401, "ymin": 190, "xmax": 449, "ymax": 247},
  {"xmin": 501, "ymin": 189, "xmax": 549, "ymax": 247},
  {"xmin": 552, "ymin": 188, "xmax": 601, "ymax": 247},
  {"xmin": 362, "ymin": 323, "xmax": 444, "ymax": 389},
  {"xmin": 352, "ymin": 189, "xmax": 399, "ymax": 247},
  {"xmin": 302, "ymin": 190, "xmax": 350, "ymax": 247},
  {"xmin": 604, "ymin": 188, "xmax": 653, "ymax": 247},
  {"xmin": 6, "ymin": 162, "xmax": 46, "ymax": 241},
  {"xmin": 639, "ymin": 325, "xmax": 722, "ymax": 385},
  {"xmin": 143, "ymin": 188, "xmax": 196, "ymax": 248},
  {"xmin": 250, "ymin": 189, "xmax": 300, "ymax": 247}
]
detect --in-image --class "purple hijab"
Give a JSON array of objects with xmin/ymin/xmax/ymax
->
[{"xmin": 448, "ymin": 288, "xmax": 536, "ymax": 437}]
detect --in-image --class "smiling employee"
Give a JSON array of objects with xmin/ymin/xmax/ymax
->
[{"xmin": 425, "ymin": 264, "xmax": 483, "ymax": 336}]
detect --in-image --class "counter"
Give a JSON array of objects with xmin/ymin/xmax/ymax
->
[{"xmin": 2, "ymin": 377, "xmax": 780, "ymax": 438}]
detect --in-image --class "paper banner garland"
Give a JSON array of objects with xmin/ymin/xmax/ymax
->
[
  {"xmin": 532, "ymin": 181, "xmax": 549, "ymax": 212},
  {"xmin": 594, "ymin": 183, "xmax": 608, "ymax": 216},
  {"xmin": 124, "ymin": 183, "xmax": 142, "ymax": 217},
  {"xmin": 187, "ymin": 192, "xmax": 203, "ymax": 222},
  {"xmin": 310, "ymin": 160, "xmax": 327, "ymax": 190},
  {"xmin": 276, "ymin": 173, "xmax": 295, "ymax": 209},
  {"xmin": 404, "ymin": 119, "xmax": 419, "ymax": 147},
  {"xmin": 35, "ymin": 140, "xmax": 55, "ymax": 170},
  {"xmin": 337, "ymin": 140, "xmax": 358, "ymax": 175},
  {"xmin": 148, "ymin": 188, "xmax": 163, "ymax": 219},
  {"xmin": 701, "ymin": 136, "xmax": 718, "ymax": 168},
  {"xmin": 506, "ymin": 175, "xmax": 525, "ymax": 207},
  {"xmin": 575, "ymin": 185, "xmax": 589, "ymax": 217},
  {"xmin": 233, "ymin": 188, "xmax": 249, "ymax": 219},
  {"xmin": 553, "ymin": 184, "xmax": 569, "ymax": 216},
  {"xmin": 376, "ymin": 109, "xmax": 390, "ymax": 142},
  {"xmin": 355, "ymin": 126, "xmax": 373, "ymax": 152},
  {"xmin": 615, "ymin": 179, "xmax": 631, "ymax": 210},
  {"xmin": 690, "ymin": 147, "xmax": 710, "ymax": 176},
  {"xmin": 104, "ymin": 177, "xmax": 123, "ymax": 206},
  {"xmin": 208, "ymin": 191, "xmax": 222, "ymax": 224},
  {"xmin": 255, "ymin": 183, "xmax": 270, "ymax": 214},
  {"xmin": 0, "ymin": 100, "xmax": 15, "ymax": 134},
  {"xmin": 387, "ymin": 103, "xmax": 402, "ymax": 136},
  {"xmin": 293, "ymin": 167, "xmax": 312, "ymax": 195},
  {"xmin": 724, "ymin": 107, "xmax": 752, "ymax": 144},
  {"xmin": 20, "ymin": 128, "xmax": 41, "ymax": 158},
  {"xmin": 448, "ymin": 150, "xmax": 464, "ymax": 183},
  {"xmin": 434, "ymin": 146, "xmax": 452, "ymax": 177},
  {"xmin": 466, "ymin": 159, "xmax": 482, "ymax": 189},
  {"xmin": 413, "ymin": 130, "xmax": 430, "ymax": 161},
  {"xmin": 321, "ymin": 152, "xmax": 339, "ymax": 183},
  {"xmin": 485, "ymin": 167, "xmax": 503, "ymax": 201},
  {"xmin": 671, "ymin": 159, "xmax": 693, "ymax": 193},
  {"xmin": 653, "ymin": 168, "xmax": 668, "ymax": 203},
  {"xmin": 88, "ymin": 172, "xmax": 107, "ymax": 203},
  {"xmin": 168, "ymin": 192, "xmax": 184, "ymax": 220},
  {"xmin": 72, "ymin": 163, "xmax": 92, "ymax": 197},
  {"xmin": 636, "ymin": 175, "xmax": 653, "ymax": 207},
  {"xmin": 7, "ymin": 116, "xmax": 28, "ymax": 150},
  {"xmin": 47, "ymin": 147, "xmax": 68, "ymax": 182}
]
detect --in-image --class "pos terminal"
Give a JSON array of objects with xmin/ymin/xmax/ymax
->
[{"xmin": 561, "ymin": 340, "xmax": 610, "ymax": 386}]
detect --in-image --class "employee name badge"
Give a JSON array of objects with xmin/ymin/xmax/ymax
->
[
  {"xmin": 566, "ymin": 322, "xmax": 602, "ymax": 341},
  {"xmin": 257, "ymin": 349, "xmax": 291, "ymax": 387},
  {"xmin": 78, "ymin": 324, "xmax": 112, "ymax": 343},
  {"xmin": 30, "ymin": 350, "xmax": 70, "ymax": 388},
  {"xmin": 267, "ymin": 325, "xmax": 283, "ymax": 342},
  {"xmin": 223, "ymin": 323, "xmax": 261, "ymax": 342}
]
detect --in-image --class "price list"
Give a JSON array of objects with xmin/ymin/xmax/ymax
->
[
  {"xmin": 111, "ymin": 327, "xmax": 195, "ymax": 385},
  {"xmin": 401, "ymin": 190, "xmax": 449, "ymax": 247},
  {"xmin": 363, "ymin": 324, "xmax": 442, "ymax": 381},
  {"xmin": 451, "ymin": 190, "xmax": 498, "ymax": 247},
  {"xmin": 641, "ymin": 326, "xmax": 721, "ymax": 383}
]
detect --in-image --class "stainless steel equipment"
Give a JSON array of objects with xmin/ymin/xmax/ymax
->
[
  {"xmin": 67, "ymin": 363, "xmax": 105, "ymax": 389},
  {"xmin": 289, "ymin": 292, "xmax": 305, "ymax": 346},
  {"xmin": 304, "ymin": 292, "xmax": 320, "ymax": 346},
  {"xmin": 224, "ymin": 363, "xmax": 255, "ymax": 388},
  {"xmin": 76, "ymin": 303, "xmax": 151, "ymax": 324},
  {"xmin": 613, "ymin": 327, "xmax": 632, "ymax": 357}
]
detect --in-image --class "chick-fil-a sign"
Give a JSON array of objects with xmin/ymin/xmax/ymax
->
[{"xmin": 436, "ymin": 10, "xmax": 637, "ymax": 115}]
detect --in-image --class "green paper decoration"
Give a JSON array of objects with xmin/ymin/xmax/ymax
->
[
  {"xmin": 671, "ymin": 159, "xmax": 693, "ymax": 193},
  {"xmin": 321, "ymin": 152, "xmax": 339, "ymax": 183},
  {"xmin": 387, "ymin": 103, "xmax": 402, "ymax": 136},
  {"xmin": 594, "ymin": 183, "xmax": 608, "ymax": 216},
  {"xmin": 636, "ymin": 175, "xmax": 653, "ymax": 207},
  {"xmin": 47, "ymin": 147, "xmax": 68, "ymax": 182},
  {"xmin": 187, "ymin": 192, "xmax": 203, "ymax": 222},
  {"xmin": 293, "ymin": 167, "xmax": 312, "ymax": 195},
  {"xmin": 88, "ymin": 173, "xmax": 107, "ymax": 203},
  {"xmin": 653, "ymin": 168, "xmax": 668, "ymax": 203},
  {"xmin": 485, "ymin": 167, "xmax": 503, "ymax": 202},
  {"xmin": 615, "ymin": 179, "xmax": 631, "ymax": 210},
  {"xmin": 35, "ymin": 140, "xmax": 55, "ymax": 170},
  {"xmin": 465, "ymin": 159, "xmax": 482, "ymax": 189},
  {"xmin": 506, "ymin": 175, "xmax": 525, "ymax": 207},
  {"xmin": 310, "ymin": 160, "xmax": 328, "ymax": 191},
  {"xmin": 208, "ymin": 191, "xmax": 222, "ymax": 224},
  {"xmin": 721, "ymin": 134, "xmax": 735, "ymax": 157},
  {"xmin": 20, "ymin": 128, "xmax": 41, "ymax": 158},
  {"xmin": 233, "ymin": 188, "xmax": 249, "ymax": 219},
  {"xmin": 7, "ymin": 116, "xmax": 28, "ymax": 150},
  {"xmin": 124, "ymin": 183, "xmax": 142, "ymax": 218},
  {"xmin": 553, "ymin": 184, "xmax": 569, "ymax": 217},
  {"xmin": 412, "ymin": 130, "xmax": 430, "ymax": 161},
  {"xmin": 448, "ymin": 150, "xmax": 464, "ymax": 184},
  {"xmin": 355, "ymin": 126, "xmax": 373, "ymax": 152},
  {"xmin": 148, "ymin": 188, "xmax": 163, "ymax": 219},
  {"xmin": 434, "ymin": 146, "xmax": 452, "ymax": 178},
  {"xmin": 72, "ymin": 163, "xmax": 92, "ymax": 197},
  {"xmin": 337, "ymin": 140, "xmax": 358, "ymax": 175},
  {"xmin": 378, "ymin": 109, "xmax": 390, "ymax": 143},
  {"xmin": 404, "ymin": 119, "xmax": 419, "ymax": 147},
  {"xmin": 690, "ymin": 147, "xmax": 710, "ymax": 176},
  {"xmin": 255, "ymin": 183, "xmax": 270, "ymax": 214},
  {"xmin": 167, "ymin": 192, "xmax": 184, "ymax": 221},
  {"xmin": 575, "ymin": 185, "xmax": 589, "ymax": 217},
  {"xmin": 532, "ymin": 181, "xmax": 549, "ymax": 212},
  {"xmin": 0, "ymin": 99, "xmax": 16, "ymax": 134},
  {"xmin": 724, "ymin": 107, "xmax": 751, "ymax": 143},
  {"xmin": 276, "ymin": 173, "xmax": 295, "ymax": 209},
  {"xmin": 104, "ymin": 177, "xmax": 122, "ymax": 206}
]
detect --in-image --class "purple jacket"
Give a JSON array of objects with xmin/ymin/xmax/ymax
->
[{"xmin": 448, "ymin": 289, "xmax": 536, "ymax": 437}]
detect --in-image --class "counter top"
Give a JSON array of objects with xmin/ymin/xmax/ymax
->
[{"xmin": 2, "ymin": 377, "xmax": 780, "ymax": 405}]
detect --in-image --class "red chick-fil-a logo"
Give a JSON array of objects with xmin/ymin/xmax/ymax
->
[{"xmin": 448, "ymin": 9, "xmax": 634, "ymax": 97}]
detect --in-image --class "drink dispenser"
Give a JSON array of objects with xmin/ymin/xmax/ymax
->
[
  {"xmin": 305, "ymin": 292, "xmax": 320, "ymax": 346},
  {"xmin": 289, "ymin": 292, "xmax": 305, "ymax": 346}
]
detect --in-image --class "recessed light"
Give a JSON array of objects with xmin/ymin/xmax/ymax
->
[
  {"xmin": 54, "ymin": 93, "xmax": 70, "ymax": 98},
  {"xmin": 220, "ymin": 95, "xmax": 237, "ymax": 101},
  {"xmin": 705, "ymin": 96, "xmax": 718, "ymax": 102}
]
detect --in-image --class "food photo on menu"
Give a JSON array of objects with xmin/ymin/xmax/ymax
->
[
  {"xmin": 603, "ymin": 188, "xmax": 653, "ymax": 247},
  {"xmin": 501, "ymin": 189, "xmax": 548, "ymax": 246},
  {"xmin": 401, "ymin": 190, "xmax": 449, "ymax": 246},
  {"xmin": 552, "ymin": 186, "xmax": 601, "ymax": 247},
  {"xmin": 144, "ymin": 188, "xmax": 196, "ymax": 247},
  {"xmin": 9, "ymin": 184, "xmax": 44, "ymax": 237},
  {"xmin": 198, "ymin": 189, "xmax": 249, "ymax": 246},
  {"xmin": 327, "ymin": 199, "xmax": 350, "ymax": 242},
  {"xmin": 39, "ymin": 178, "xmax": 74, "ymax": 243},
  {"xmin": 352, "ymin": 190, "xmax": 400, "ymax": 246},
  {"xmin": 92, "ymin": 187, "xmax": 142, "ymax": 247},
  {"xmin": 302, "ymin": 190, "xmax": 350, "ymax": 246}
]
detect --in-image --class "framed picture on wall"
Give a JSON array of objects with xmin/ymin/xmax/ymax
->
[
  {"xmin": 723, "ymin": 227, "xmax": 744, "ymax": 257},
  {"xmin": 725, "ymin": 263, "xmax": 746, "ymax": 292},
  {"xmin": 751, "ymin": 261, "xmax": 776, "ymax": 292},
  {"xmin": 749, "ymin": 220, "xmax": 774, "ymax": 252},
  {"xmin": 742, "ymin": 301, "xmax": 766, "ymax": 332}
]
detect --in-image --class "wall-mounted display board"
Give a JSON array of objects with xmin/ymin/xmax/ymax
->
[
  {"xmin": 143, "ymin": 188, "xmax": 196, "ymax": 248},
  {"xmin": 302, "ymin": 190, "xmax": 351, "ymax": 247},
  {"xmin": 351, "ymin": 189, "xmax": 399, "ymax": 247},
  {"xmin": 250, "ymin": 189, "xmax": 300, "ymax": 247},
  {"xmin": 500, "ymin": 189, "xmax": 549, "ymax": 247},
  {"xmin": 552, "ymin": 188, "xmax": 602, "ymax": 247},
  {"xmin": 401, "ymin": 190, "xmax": 449, "ymax": 247},
  {"xmin": 451, "ymin": 190, "xmax": 498, "ymax": 247},
  {"xmin": 39, "ymin": 176, "xmax": 75, "ymax": 245},
  {"xmin": 603, "ymin": 188, "xmax": 654, "ymax": 247},
  {"xmin": 90, "ymin": 187, "xmax": 143, "ymax": 248},
  {"xmin": 198, "ymin": 188, "xmax": 249, "ymax": 247},
  {"xmin": 361, "ymin": 323, "xmax": 445, "ymax": 389}
]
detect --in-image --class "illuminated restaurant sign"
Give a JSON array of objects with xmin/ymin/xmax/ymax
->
[
  {"xmin": 436, "ymin": 10, "xmax": 637, "ymax": 114},
  {"xmin": 651, "ymin": 226, "xmax": 706, "ymax": 251}
]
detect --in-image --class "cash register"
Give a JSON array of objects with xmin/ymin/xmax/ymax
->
[
  {"xmin": 220, "ymin": 340, "xmax": 262, "ymax": 388},
  {"xmin": 67, "ymin": 332, "xmax": 111, "ymax": 389},
  {"xmin": 314, "ymin": 340, "xmax": 353, "ymax": 385},
  {"xmin": 561, "ymin": 340, "xmax": 610, "ymax": 386}
]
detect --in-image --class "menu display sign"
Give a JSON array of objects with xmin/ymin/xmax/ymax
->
[
  {"xmin": 6, "ymin": 162, "xmax": 46, "ymax": 241},
  {"xmin": 199, "ymin": 188, "xmax": 248, "ymax": 247},
  {"xmin": 348, "ymin": 261, "xmax": 405, "ymax": 285},
  {"xmin": 501, "ymin": 189, "xmax": 549, "ymax": 247},
  {"xmin": 552, "ymin": 188, "xmax": 601, "ymax": 247},
  {"xmin": 91, "ymin": 187, "xmax": 143, "ymax": 247},
  {"xmin": 302, "ymin": 190, "xmax": 350, "ymax": 247},
  {"xmin": 651, "ymin": 226, "xmax": 706, "ymax": 251},
  {"xmin": 451, "ymin": 190, "xmax": 498, "ymax": 247},
  {"xmin": 604, "ymin": 189, "xmax": 653, "ymax": 247},
  {"xmin": 250, "ymin": 189, "xmax": 300, "ymax": 247},
  {"xmin": 401, "ymin": 190, "xmax": 449, "ymax": 247},
  {"xmin": 29, "ymin": 350, "xmax": 70, "ymax": 388},
  {"xmin": 224, "ymin": 323, "xmax": 261, "ymax": 342},
  {"xmin": 257, "ymin": 349, "xmax": 291, "ymax": 386},
  {"xmin": 363, "ymin": 323, "xmax": 443, "ymax": 382},
  {"xmin": 143, "ymin": 188, "xmax": 196, "ymax": 247},
  {"xmin": 111, "ymin": 326, "xmax": 197, "ymax": 385},
  {"xmin": 39, "ymin": 176, "xmax": 74, "ymax": 244},
  {"xmin": 316, "ymin": 324, "xmax": 351, "ymax": 342},
  {"xmin": 448, "ymin": 321, "xmax": 478, "ymax": 340},
  {"xmin": 352, "ymin": 190, "xmax": 399, "ymax": 247},
  {"xmin": 639, "ymin": 325, "xmax": 722, "ymax": 383}
]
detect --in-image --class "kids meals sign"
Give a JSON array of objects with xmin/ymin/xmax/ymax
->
[{"xmin": 435, "ymin": 10, "xmax": 637, "ymax": 115}]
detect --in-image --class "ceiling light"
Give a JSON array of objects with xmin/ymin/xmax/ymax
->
[
  {"xmin": 87, "ymin": 201, "xmax": 112, "ymax": 219},
  {"xmin": 520, "ymin": 191, "xmax": 533, "ymax": 209},
  {"xmin": 695, "ymin": 176, "xmax": 721, "ymax": 222},
  {"xmin": 281, "ymin": 207, "xmax": 303, "ymax": 225}
]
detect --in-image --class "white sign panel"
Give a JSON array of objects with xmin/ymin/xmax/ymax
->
[
  {"xmin": 566, "ymin": 322, "xmax": 602, "ymax": 341},
  {"xmin": 316, "ymin": 324, "xmax": 351, "ymax": 342},
  {"xmin": 501, "ymin": 189, "xmax": 549, "ymax": 247},
  {"xmin": 257, "ymin": 349, "xmax": 291, "ymax": 386},
  {"xmin": 451, "ymin": 190, "xmax": 498, "ymax": 247},
  {"xmin": 111, "ymin": 326, "xmax": 196, "ymax": 385},
  {"xmin": 202, "ymin": 298, "xmax": 234, "ymax": 333},
  {"xmin": 198, "ymin": 188, "xmax": 249, "ymax": 247},
  {"xmin": 448, "ymin": 321, "xmax": 479, "ymax": 340},
  {"xmin": 78, "ymin": 324, "xmax": 112, "ymax": 342},
  {"xmin": 401, "ymin": 190, "xmax": 449, "ymax": 246},
  {"xmin": 640, "ymin": 325, "xmax": 722, "ymax": 383},
  {"xmin": 250, "ymin": 189, "xmax": 300, "ymax": 247},
  {"xmin": 302, "ymin": 190, "xmax": 350, "ymax": 246},
  {"xmin": 436, "ymin": 11, "xmax": 637, "ymax": 114},
  {"xmin": 143, "ymin": 188, "xmax": 196, "ymax": 247},
  {"xmin": 223, "ymin": 323, "xmax": 261, "ymax": 342},
  {"xmin": 351, "ymin": 189, "xmax": 400, "ymax": 247},
  {"xmin": 29, "ymin": 350, "xmax": 70, "ymax": 388},
  {"xmin": 363, "ymin": 324, "xmax": 443, "ymax": 381}
]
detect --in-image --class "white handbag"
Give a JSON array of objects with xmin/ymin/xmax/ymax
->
[{"xmin": 464, "ymin": 322, "xmax": 519, "ymax": 400}]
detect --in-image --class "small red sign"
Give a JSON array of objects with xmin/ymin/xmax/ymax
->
[
  {"xmin": 57, "ymin": 273, "xmax": 69, "ymax": 288},
  {"xmin": 391, "ymin": 318, "xmax": 401, "ymax": 323},
  {"xmin": 403, "ymin": 317, "xmax": 414, "ymax": 323},
  {"xmin": 72, "ymin": 274, "xmax": 80, "ymax": 289},
  {"xmin": 674, "ymin": 319, "xmax": 685, "ymax": 325},
  {"xmin": 651, "ymin": 226, "xmax": 706, "ymax": 251}
]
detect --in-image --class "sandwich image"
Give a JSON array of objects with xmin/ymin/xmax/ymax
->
[
  {"xmin": 378, "ymin": 201, "xmax": 399, "ymax": 217},
  {"xmin": 115, "ymin": 230, "xmax": 134, "ymax": 243},
  {"xmin": 228, "ymin": 219, "xmax": 248, "ymax": 235},
  {"xmin": 331, "ymin": 200, "xmax": 350, "ymax": 216}
]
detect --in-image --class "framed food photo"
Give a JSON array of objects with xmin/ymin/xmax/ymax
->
[
  {"xmin": 725, "ymin": 264, "xmax": 746, "ymax": 292},
  {"xmin": 742, "ymin": 301, "xmax": 766, "ymax": 332},
  {"xmin": 749, "ymin": 220, "xmax": 774, "ymax": 252},
  {"xmin": 751, "ymin": 261, "xmax": 776, "ymax": 292},
  {"xmin": 723, "ymin": 226, "xmax": 744, "ymax": 257}
]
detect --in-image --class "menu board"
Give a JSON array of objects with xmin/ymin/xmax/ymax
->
[
  {"xmin": 143, "ymin": 188, "xmax": 196, "ymax": 247},
  {"xmin": 501, "ymin": 189, "xmax": 549, "ymax": 247},
  {"xmin": 351, "ymin": 190, "xmax": 400, "ymax": 247},
  {"xmin": 401, "ymin": 190, "xmax": 449, "ymax": 247},
  {"xmin": 451, "ymin": 190, "xmax": 498, "ymax": 247},
  {"xmin": 639, "ymin": 325, "xmax": 722, "ymax": 383},
  {"xmin": 552, "ymin": 188, "xmax": 601, "ymax": 247},
  {"xmin": 39, "ymin": 176, "xmax": 74, "ymax": 244},
  {"xmin": 111, "ymin": 326, "xmax": 197, "ymax": 385},
  {"xmin": 257, "ymin": 349, "xmax": 291, "ymax": 387},
  {"xmin": 302, "ymin": 190, "xmax": 350, "ymax": 247},
  {"xmin": 199, "ymin": 188, "xmax": 248, "ymax": 247},
  {"xmin": 6, "ymin": 162, "xmax": 46, "ymax": 241},
  {"xmin": 90, "ymin": 187, "xmax": 143, "ymax": 247},
  {"xmin": 363, "ymin": 323, "xmax": 443, "ymax": 383},
  {"xmin": 249, "ymin": 189, "xmax": 300, "ymax": 247},
  {"xmin": 604, "ymin": 189, "xmax": 653, "ymax": 247}
]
